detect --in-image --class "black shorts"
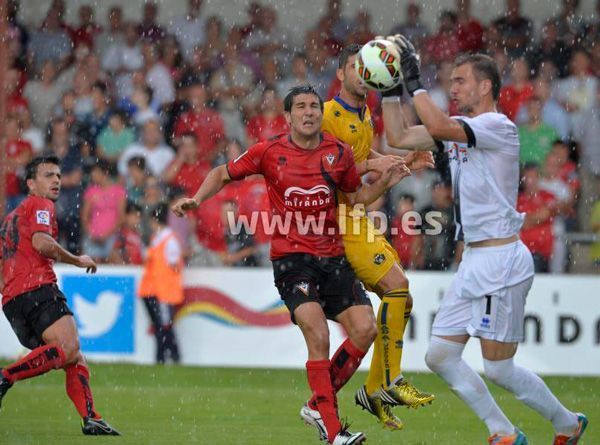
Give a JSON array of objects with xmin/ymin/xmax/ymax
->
[
  {"xmin": 273, "ymin": 253, "xmax": 372, "ymax": 324},
  {"xmin": 2, "ymin": 284, "xmax": 73, "ymax": 350}
]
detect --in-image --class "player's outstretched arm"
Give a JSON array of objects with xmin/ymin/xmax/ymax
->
[
  {"xmin": 172, "ymin": 164, "xmax": 231, "ymax": 217},
  {"xmin": 387, "ymin": 34, "xmax": 469, "ymax": 145},
  {"xmin": 349, "ymin": 164, "xmax": 411, "ymax": 206},
  {"xmin": 32, "ymin": 232, "xmax": 97, "ymax": 273}
]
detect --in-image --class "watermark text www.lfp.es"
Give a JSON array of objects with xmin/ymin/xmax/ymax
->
[{"xmin": 225, "ymin": 204, "xmax": 443, "ymax": 242}]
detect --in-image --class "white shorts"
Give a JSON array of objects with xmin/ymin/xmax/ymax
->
[{"xmin": 431, "ymin": 241, "xmax": 534, "ymax": 343}]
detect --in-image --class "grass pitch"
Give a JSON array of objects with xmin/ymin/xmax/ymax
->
[{"xmin": 0, "ymin": 363, "xmax": 596, "ymax": 445}]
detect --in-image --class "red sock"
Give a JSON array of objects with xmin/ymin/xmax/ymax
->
[
  {"xmin": 2, "ymin": 344, "xmax": 66, "ymax": 384},
  {"xmin": 308, "ymin": 339, "xmax": 366, "ymax": 410},
  {"xmin": 65, "ymin": 363, "xmax": 99, "ymax": 419},
  {"xmin": 306, "ymin": 359, "xmax": 341, "ymax": 443}
]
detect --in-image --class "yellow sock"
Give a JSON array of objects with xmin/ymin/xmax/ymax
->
[
  {"xmin": 364, "ymin": 302, "xmax": 384, "ymax": 394},
  {"xmin": 379, "ymin": 288, "xmax": 408, "ymax": 390}
]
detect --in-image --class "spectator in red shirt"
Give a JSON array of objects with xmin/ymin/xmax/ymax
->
[
  {"xmin": 389, "ymin": 194, "xmax": 424, "ymax": 270},
  {"xmin": 498, "ymin": 57, "xmax": 534, "ymax": 121},
  {"xmin": 5, "ymin": 67, "xmax": 28, "ymax": 115},
  {"xmin": 109, "ymin": 201, "xmax": 144, "ymax": 265},
  {"xmin": 246, "ymin": 88, "xmax": 288, "ymax": 145},
  {"xmin": 70, "ymin": 5, "xmax": 102, "ymax": 50},
  {"xmin": 455, "ymin": 0, "xmax": 484, "ymax": 52},
  {"xmin": 517, "ymin": 163, "xmax": 558, "ymax": 273},
  {"xmin": 4, "ymin": 115, "xmax": 33, "ymax": 213},
  {"xmin": 173, "ymin": 83, "xmax": 225, "ymax": 162},
  {"xmin": 161, "ymin": 132, "xmax": 212, "ymax": 197},
  {"xmin": 424, "ymin": 11, "xmax": 460, "ymax": 64}
]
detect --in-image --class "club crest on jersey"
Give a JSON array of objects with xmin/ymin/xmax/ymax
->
[
  {"xmin": 36, "ymin": 210, "xmax": 50, "ymax": 225},
  {"xmin": 373, "ymin": 253, "xmax": 386, "ymax": 265},
  {"xmin": 324, "ymin": 153, "xmax": 335, "ymax": 166},
  {"xmin": 296, "ymin": 281, "xmax": 310, "ymax": 296},
  {"xmin": 480, "ymin": 317, "xmax": 491, "ymax": 329}
]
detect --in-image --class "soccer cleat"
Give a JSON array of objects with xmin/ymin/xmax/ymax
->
[
  {"xmin": 378, "ymin": 379, "xmax": 435, "ymax": 408},
  {"xmin": 81, "ymin": 417, "xmax": 121, "ymax": 436},
  {"xmin": 331, "ymin": 429, "xmax": 366, "ymax": 445},
  {"xmin": 487, "ymin": 428, "xmax": 528, "ymax": 445},
  {"xmin": 553, "ymin": 413, "xmax": 588, "ymax": 445},
  {"xmin": 355, "ymin": 385, "xmax": 403, "ymax": 431},
  {"xmin": 300, "ymin": 403, "xmax": 327, "ymax": 441},
  {"xmin": 0, "ymin": 370, "xmax": 13, "ymax": 410}
]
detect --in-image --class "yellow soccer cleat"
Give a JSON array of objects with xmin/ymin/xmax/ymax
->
[
  {"xmin": 355, "ymin": 385, "xmax": 404, "ymax": 431},
  {"xmin": 379, "ymin": 378, "xmax": 435, "ymax": 408}
]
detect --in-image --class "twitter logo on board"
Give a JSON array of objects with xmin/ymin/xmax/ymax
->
[{"xmin": 62, "ymin": 275, "xmax": 135, "ymax": 354}]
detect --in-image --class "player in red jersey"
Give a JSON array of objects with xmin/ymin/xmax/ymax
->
[
  {"xmin": 0, "ymin": 156, "xmax": 120, "ymax": 436},
  {"xmin": 173, "ymin": 85, "xmax": 410, "ymax": 445}
]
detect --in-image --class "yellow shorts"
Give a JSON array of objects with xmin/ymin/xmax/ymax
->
[{"xmin": 340, "ymin": 212, "xmax": 401, "ymax": 289}]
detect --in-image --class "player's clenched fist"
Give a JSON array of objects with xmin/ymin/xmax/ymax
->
[{"xmin": 171, "ymin": 197, "xmax": 199, "ymax": 217}]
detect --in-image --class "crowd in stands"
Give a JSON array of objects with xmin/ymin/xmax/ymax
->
[{"xmin": 3, "ymin": 0, "xmax": 599, "ymax": 272}]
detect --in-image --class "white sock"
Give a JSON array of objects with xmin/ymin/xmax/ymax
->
[
  {"xmin": 425, "ymin": 336, "xmax": 514, "ymax": 436},
  {"xmin": 483, "ymin": 358, "xmax": 578, "ymax": 435}
]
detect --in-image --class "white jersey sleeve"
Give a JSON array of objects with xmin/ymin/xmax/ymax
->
[{"xmin": 455, "ymin": 112, "xmax": 519, "ymax": 156}]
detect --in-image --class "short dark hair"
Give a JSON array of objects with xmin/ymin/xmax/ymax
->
[
  {"xmin": 453, "ymin": 53, "xmax": 502, "ymax": 101},
  {"xmin": 338, "ymin": 43, "xmax": 362, "ymax": 69},
  {"xmin": 127, "ymin": 156, "xmax": 146, "ymax": 170},
  {"xmin": 150, "ymin": 202, "xmax": 169, "ymax": 225},
  {"xmin": 25, "ymin": 155, "xmax": 61, "ymax": 181},
  {"xmin": 398, "ymin": 193, "xmax": 416, "ymax": 203},
  {"xmin": 91, "ymin": 158, "xmax": 112, "ymax": 176},
  {"xmin": 283, "ymin": 85, "xmax": 323, "ymax": 112},
  {"xmin": 125, "ymin": 201, "xmax": 142, "ymax": 214}
]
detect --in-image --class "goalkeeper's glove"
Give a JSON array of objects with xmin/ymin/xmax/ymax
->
[{"xmin": 386, "ymin": 34, "xmax": 424, "ymax": 96}]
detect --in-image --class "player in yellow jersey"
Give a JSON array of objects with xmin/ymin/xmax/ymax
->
[{"xmin": 322, "ymin": 44, "xmax": 436, "ymax": 430}]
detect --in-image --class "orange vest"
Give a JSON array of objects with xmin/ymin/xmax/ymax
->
[{"xmin": 138, "ymin": 231, "xmax": 184, "ymax": 304}]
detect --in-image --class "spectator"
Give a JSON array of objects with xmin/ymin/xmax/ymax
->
[
  {"xmin": 420, "ymin": 180, "xmax": 456, "ymax": 271},
  {"xmin": 516, "ymin": 77, "xmax": 571, "ymax": 141},
  {"xmin": 553, "ymin": 49, "xmax": 598, "ymax": 131},
  {"xmin": 109, "ymin": 201, "xmax": 144, "ymax": 265},
  {"xmin": 7, "ymin": 0, "xmax": 29, "ymax": 60},
  {"xmin": 161, "ymin": 132, "xmax": 212, "ymax": 197},
  {"xmin": 527, "ymin": 19, "xmax": 571, "ymax": 78},
  {"xmin": 130, "ymin": 85, "xmax": 159, "ymax": 128},
  {"xmin": 348, "ymin": 8, "xmax": 375, "ymax": 44},
  {"xmin": 138, "ymin": 202, "xmax": 183, "ymax": 364},
  {"xmin": 119, "ymin": 119, "xmax": 175, "ymax": 177},
  {"xmin": 5, "ymin": 67, "xmax": 28, "ymax": 115},
  {"xmin": 139, "ymin": 176, "xmax": 167, "ymax": 244},
  {"xmin": 27, "ymin": 6, "xmax": 72, "ymax": 72},
  {"xmin": 168, "ymin": 0, "xmax": 206, "ymax": 61},
  {"xmin": 125, "ymin": 156, "xmax": 148, "ymax": 207},
  {"xmin": 70, "ymin": 4, "xmax": 102, "ymax": 50},
  {"xmin": 492, "ymin": 0, "xmax": 533, "ymax": 57},
  {"xmin": 138, "ymin": 2, "xmax": 165, "ymax": 43},
  {"xmin": 244, "ymin": 5, "xmax": 289, "ymax": 61},
  {"xmin": 389, "ymin": 167, "xmax": 441, "ymax": 213},
  {"xmin": 277, "ymin": 52, "xmax": 311, "ymax": 98},
  {"xmin": 455, "ymin": 0, "xmax": 484, "ymax": 52},
  {"xmin": 246, "ymin": 88, "xmax": 288, "ymax": 145},
  {"xmin": 96, "ymin": 110, "xmax": 136, "ymax": 165},
  {"xmin": 102, "ymin": 22, "xmax": 144, "ymax": 101},
  {"xmin": 179, "ymin": 44, "xmax": 215, "ymax": 88},
  {"xmin": 173, "ymin": 83, "xmax": 225, "ymax": 163},
  {"xmin": 142, "ymin": 42, "xmax": 175, "ymax": 107},
  {"xmin": 81, "ymin": 160, "xmax": 127, "ymax": 262},
  {"xmin": 81, "ymin": 81, "xmax": 112, "ymax": 144},
  {"xmin": 552, "ymin": 0, "xmax": 586, "ymax": 47},
  {"xmin": 498, "ymin": 57, "xmax": 534, "ymax": 121},
  {"xmin": 429, "ymin": 61, "xmax": 456, "ymax": 114},
  {"xmin": 389, "ymin": 2, "xmax": 430, "ymax": 48},
  {"xmin": 45, "ymin": 119, "xmax": 83, "ymax": 253},
  {"xmin": 517, "ymin": 163, "xmax": 558, "ymax": 273},
  {"xmin": 425, "ymin": 10, "xmax": 460, "ymax": 64},
  {"xmin": 518, "ymin": 96, "xmax": 559, "ymax": 165},
  {"xmin": 220, "ymin": 200, "xmax": 258, "ymax": 267},
  {"xmin": 18, "ymin": 108, "xmax": 44, "ymax": 154},
  {"xmin": 160, "ymin": 35, "xmax": 185, "ymax": 86},
  {"xmin": 573, "ymin": 83, "xmax": 600, "ymax": 231},
  {"xmin": 95, "ymin": 6, "xmax": 124, "ymax": 58},
  {"xmin": 209, "ymin": 45, "xmax": 254, "ymax": 144},
  {"xmin": 203, "ymin": 16, "xmax": 226, "ymax": 62},
  {"xmin": 319, "ymin": 0, "xmax": 351, "ymax": 43},
  {"xmin": 4, "ymin": 115, "xmax": 32, "ymax": 213},
  {"xmin": 389, "ymin": 195, "xmax": 423, "ymax": 270},
  {"xmin": 23, "ymin": 60, "xmax": 64, "ymax": 129}
]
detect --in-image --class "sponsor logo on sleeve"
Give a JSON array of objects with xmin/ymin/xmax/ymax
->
[{"xmin": 36, "ymin": 210, "xmax": 50, "ymax": 225}]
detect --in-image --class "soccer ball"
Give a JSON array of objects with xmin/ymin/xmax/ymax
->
[{"xmin": 355, "ymin": 39, "xmax": 402, "ymax": 91}]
